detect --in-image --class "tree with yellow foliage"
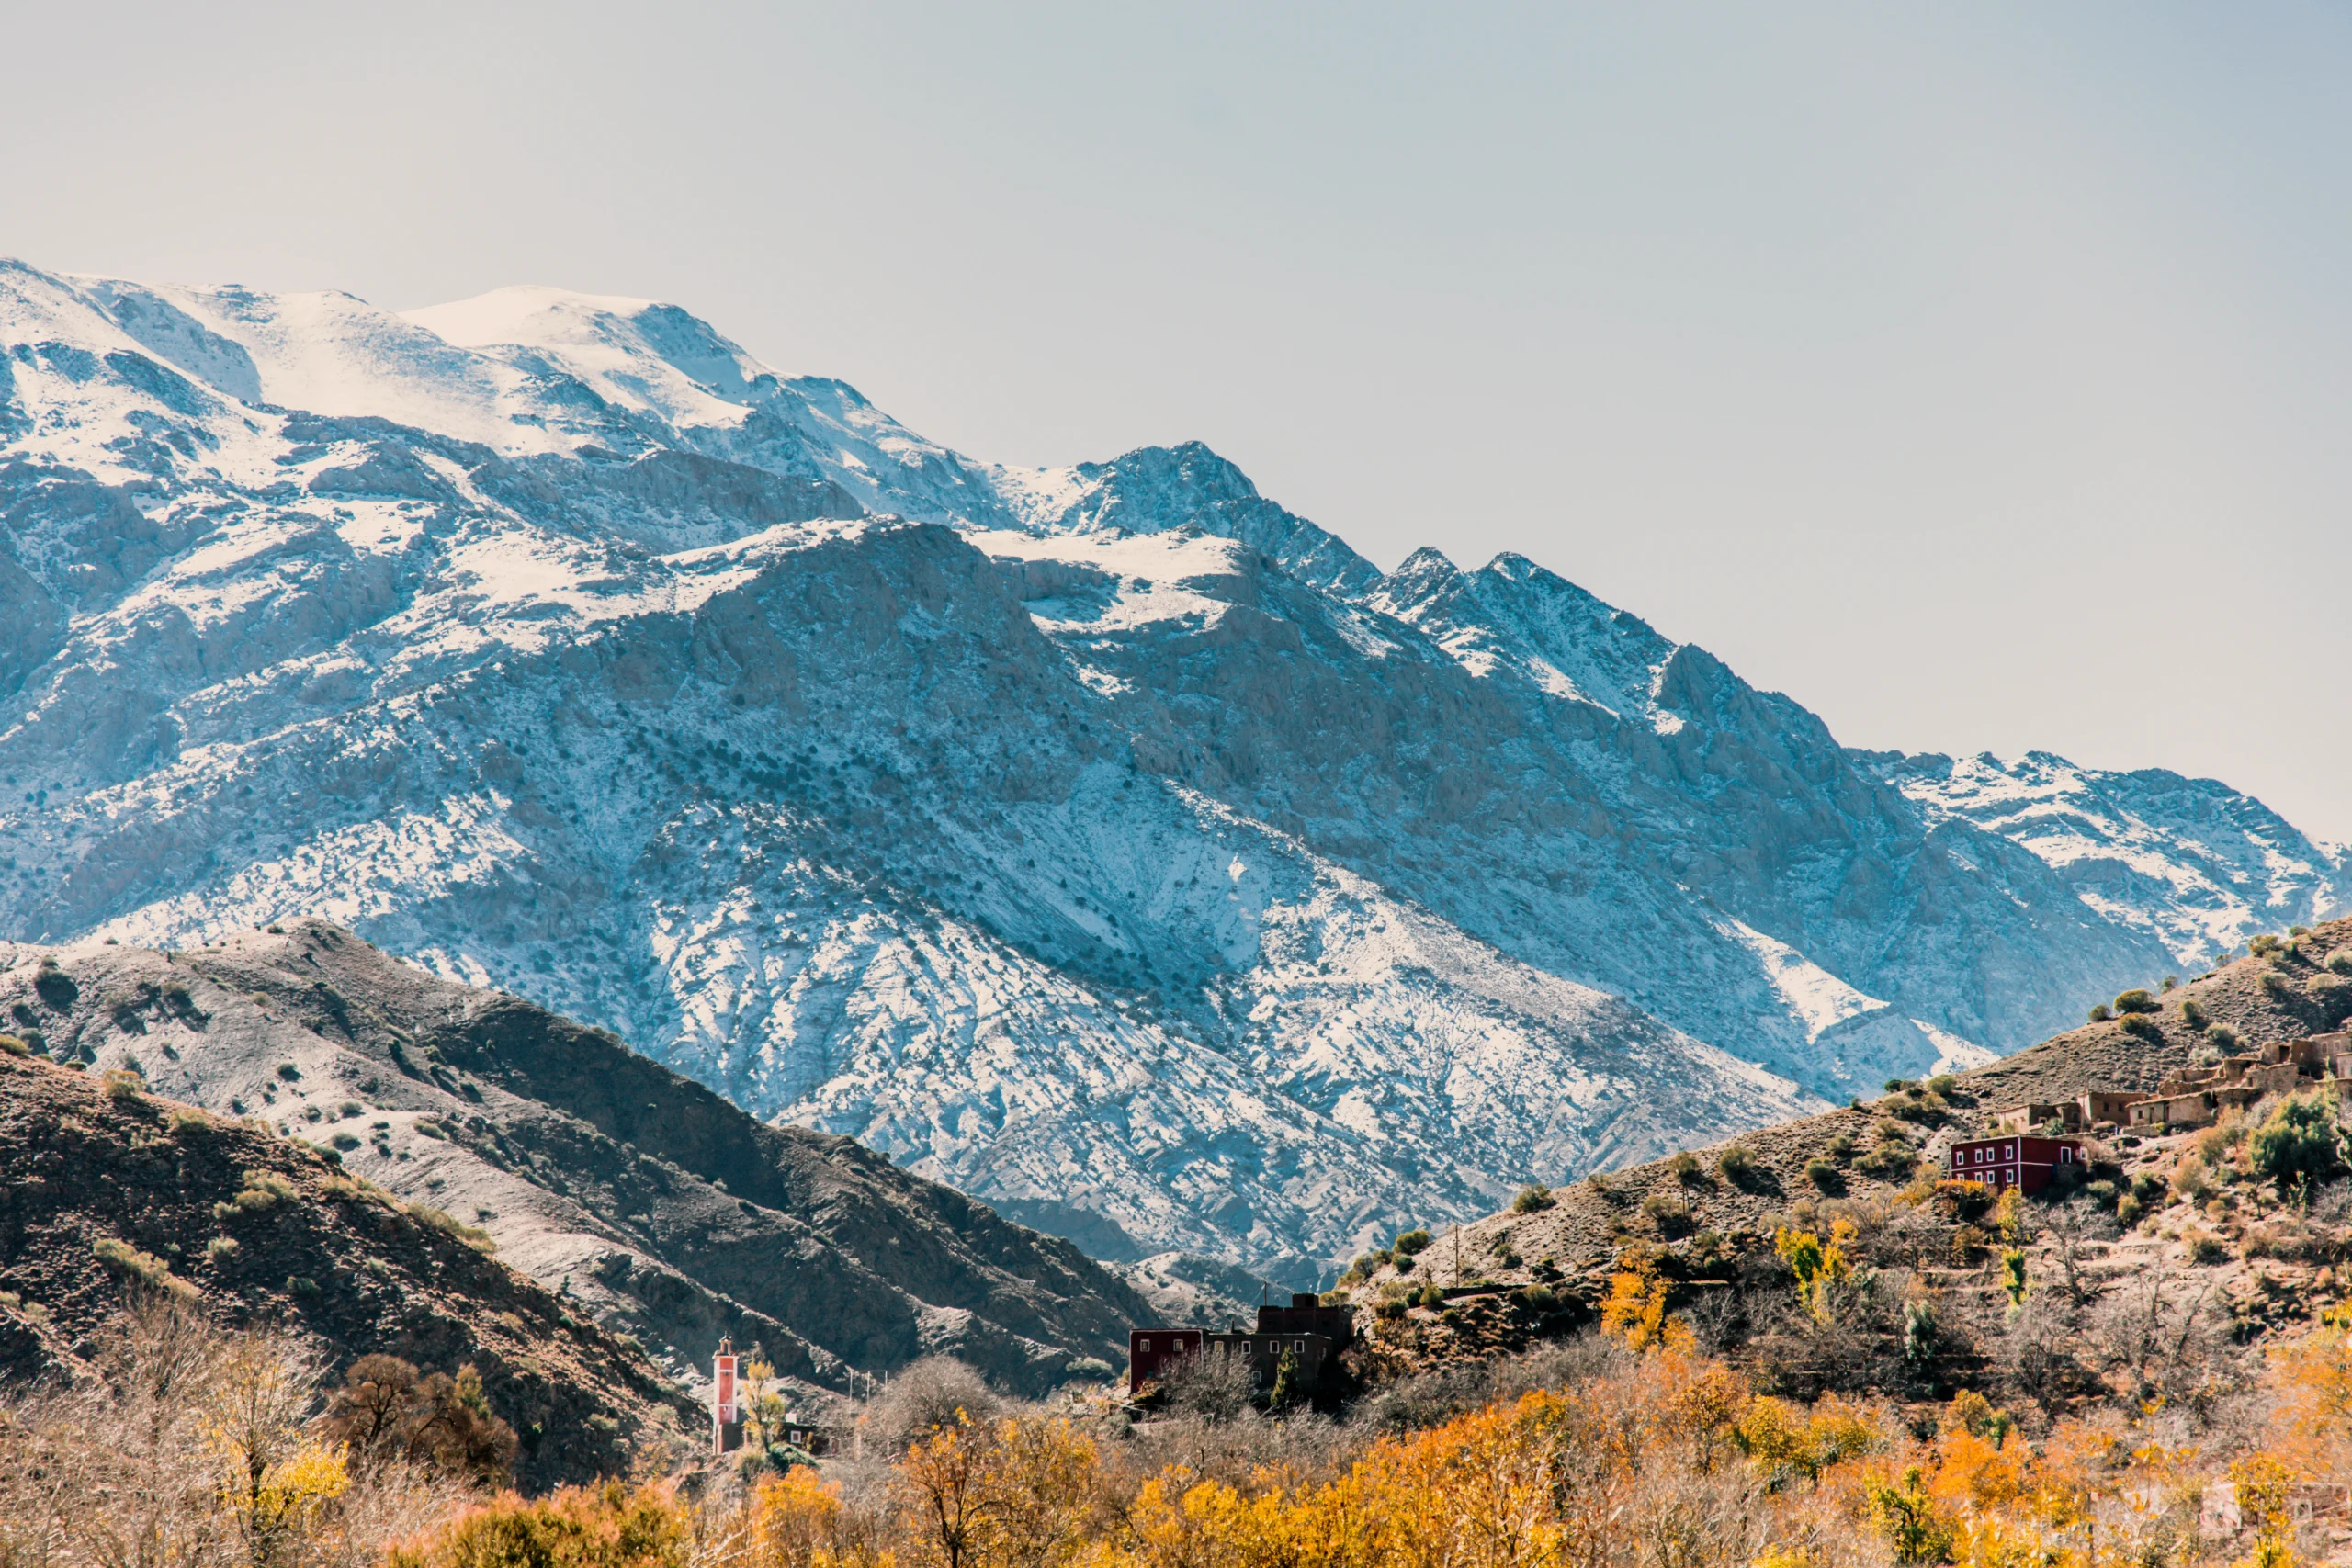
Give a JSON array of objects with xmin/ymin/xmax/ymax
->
[
  {"xmin": 1598, "ymin": 1245, "xmax": 1689, "ymax": 1353},
  {"xmin": 896, "ymin": 1411, "xmax": 1099, "ymax": 1568},
  {"xmin": 1775, "ymin": 1220, "xmax": 1859, "ymax": 1324}
]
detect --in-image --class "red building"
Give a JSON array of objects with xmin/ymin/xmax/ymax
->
[
  {"xmin": 1127, "ymin": 1327, "xmax": 1205, "ymax": 1394},
  {"xmin": 1127, "ymin": 1294, "xmax": 1355, "ymax": 1396},
  {"xmin": 1947, "ymin": 1134, "xmax": 2085, "ymax": 1195}
]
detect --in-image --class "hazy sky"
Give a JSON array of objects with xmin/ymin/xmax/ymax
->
[{"xmin": 7, "ymin": 3, "xmax": 2348, "ymax": 840}]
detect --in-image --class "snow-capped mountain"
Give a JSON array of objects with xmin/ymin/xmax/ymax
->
[
  {"xmin": 1860, "ymin": 750, "xmax": 2348, "ymax": 972},
  {"xmin": 1, "ymin": 259, "xmax": 2336, "ymax": 1281}
]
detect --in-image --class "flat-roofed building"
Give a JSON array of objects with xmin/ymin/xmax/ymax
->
[
  {"xmin": 2077, "ymin": 1089, "xmax": 2150, "ymax": 1129},
  {"xmin": 1127, "ymin": 1294, "xmax": 1355, "ymax": 1397},
  {"xmin": 1947, "ymin": 1134, "xmax": 2086, "ymax": 1195}
]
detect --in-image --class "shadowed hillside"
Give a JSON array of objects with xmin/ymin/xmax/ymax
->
[{"xmin": 0, "ymin": 919, "xmax": 1151, "ymax": 1404}]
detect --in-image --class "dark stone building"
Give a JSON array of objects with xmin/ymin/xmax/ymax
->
[{"xmin": 1127, "ymin": 1293, "xmax": 1355, "ymax": 1396}]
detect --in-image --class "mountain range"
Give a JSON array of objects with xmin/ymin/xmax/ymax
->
[{"xmin": 1, "ymin": 258, "xmax": 2341, "ymax": 1282}]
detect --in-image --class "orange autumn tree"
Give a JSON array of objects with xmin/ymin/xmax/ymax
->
[
  {"xmin": 896, "ymin": 1411, "xmax": 1098, "ymax": 1568},
  {"xmin": 1599, "ymin": 1246, "xmax": 1690, "ymax": 1353}
]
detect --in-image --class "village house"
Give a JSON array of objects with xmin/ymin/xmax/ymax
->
[
  {"xmin": 2128, "ymin": 1055, "xmax": 2309, "ymax": 1131},
  {"xmin": 1128, "ymin": 1293, "xmax": 1355, "ymax": 1396},
  {"xmin": 1977, "ymin": 1031, "xmax": 2352, "ymax": 1139},
  {"xmin": 1946, "ymin": 1134, "xmax": 2086, "ymax": 1195},
  {"xmin": 1991, "ymin": 1089, "xmax": 2158, "ymax": 1136}
]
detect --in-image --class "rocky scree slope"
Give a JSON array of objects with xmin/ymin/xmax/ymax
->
[
  {"xmin": 1343, "ymin": 916, "xmax": 2352, "ymax": 1373},
  {"xmin": 0, "ymin": 1041, "xmax": 697, "ymax": 1487},
  {"xmin": 0, "ymin": 920, "xmax": 1148, "ymax": 1400},
  {"xmin": 0, "ymin": 260, "xmax": 2339, "ymax": 1280}
]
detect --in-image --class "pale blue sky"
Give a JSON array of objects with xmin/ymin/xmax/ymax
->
[{"xmin": 7, "ymin": 2, "xmax": 2348, "ymax": 839}]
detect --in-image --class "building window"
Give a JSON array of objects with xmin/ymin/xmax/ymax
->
[{"xmin": 1139, "ymin": 1339, "xmax": 1150, "ymax": 1352}]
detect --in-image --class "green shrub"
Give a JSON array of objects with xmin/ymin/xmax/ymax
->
[
  {"xmin": 1640, "ymin": 1192, "xmax": 1689, "ymax": 1230},
  {"xmin": 1413, "ymin": 1282, "xmax": 1444, "ymax": 1308},
  {"xmin": 1667, "ymin": 1151, "xmax": 1702, "ymax": 1181},
  {"xmin": 2117, "ymin": 1194, "xmax": 2143, "ymax": 1226},
  {"xmin": 2327, "ymin": 950, "xmax": 2352, "ymax": 977},
  {"xmin": 168, "ymin": 1108, "xmax": 209, "ymax": 1134},
  {"xmin": 339, "ymin": 1100, "xmax": 364, "ymax": 1118},
  {"xmin": 2115, "ymin": 989, "xmax": 2159, "ymax": 1014},
  {"xmin": 407, "ymin": 1204, "xmax": 498, "ymax": 1253},
  {"xmin": 213, "ymin": 1169, "xmax": 297, "ymax": 1220},
  {"xmin": 1804, "ymin": 1158, "xmax": 1838, "ymax": 1190},
  {"xmin": 1394, "ymin": 1228, "xmax": 1433, "ymax": 1256},
  {"xmin": 2261, "ymin": 971, "xmax": 2292, "ymax": 1001},
  {"xmin": 275, "ymin": 1062, "xmax": 301, "ymax": 1081},
  {"xmin": 2251, "ymin": 934, "xmax": 2282, "ymax": 955},
  {"xmin": 1374, "ymin": 1296, "xmax": 1407, "ymax": 1321},
  {"xmin": 93, "ymin": 1237, "xmax": 192, "ymax": 1298},
  {"xmin": 1926, "ymin": 1075, "xmax": 1958, "ymax": 1097},
  {"xmin": 2188, "ymin": 1234, "xmax": 2230, "ymax": 1265},
  {"xmin": 2088, "ymin": 1005, "xmax": 2112, "ymax": 1023},
  {"xmin": 285, "ymin": 1275, "xmax": 320, "ymax": 1298},
  {"xmin": 207, "ymin": 1236, "xmax": 240, "ymax": 1262},
  {"xmin": 2120, "ymin": 1014, "xmax": 2162, "ymax": 1042},
  {"xmin": 1512, "ymin": 1185, "xmax": 1555, "ymax": 1213},
  {"xmin": 0, "ymin": 1033, "xmax": 26, "ymax": 1058},
  {"xmin": 331, "ymin": 1131, "xmax": 362, "ymax": 1150},
  {"xmin": 1515, "ymin": 1284, "xmax": 1559, "ymax": 1313},
  {"xmin": 1717, "ymin": 1146, "xmax": 1756, "ymax": 1183},
  {"xmin": 1857, "ymin": 1136, "xmax": 1918, "ymax": 1179},
  {"xmin": 2178, "ymin": 998, "xmax": 2209, "ymax": 1031},
  {"xmin": 414, "ymin": 1120, "xmax": 447, "ymax": 1140},
  {"xmin": 2249, "ymin": 1092, "xmax": 2346, "ymax": 1196},
  {"xmin": 100, "ymin": 1067, "xmax": 145, "ymax": 1101},
  {"xmin": 2209, "ymin": 1024, "xmax": 2241, "ymax": 1051}
]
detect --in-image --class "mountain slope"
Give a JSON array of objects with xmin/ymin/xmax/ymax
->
[
  {"xmin": 0, "ymin": 256, "xmax": 2337, "ymax": 1280},
  {"xmin": 1861, "ymin": 750, "xmax": 2349, "ymax": 968},
  {"xmin": 0, "ymin": 920, "xmax": 1150, "ymax": 1398},
  {"xmin": 0, "ymin": 1042, "xmax": 699, "ymax": 1487},
  {"xmin": 1362, "ymin": 914, "xmax": 2352, "ymax": 1349}
]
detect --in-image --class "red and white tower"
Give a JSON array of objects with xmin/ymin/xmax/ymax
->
[{"xmin": 713, "ymin": 1337, "xmax": 743, "ymax": 1452}]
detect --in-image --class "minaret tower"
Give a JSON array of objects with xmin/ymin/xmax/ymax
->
[{"xmin": 713, "ymin": 1337, "xmax": 744, "ymax": 1452}]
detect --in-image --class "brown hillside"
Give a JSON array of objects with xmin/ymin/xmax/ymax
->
[
  {"xmin": 1340, "ymin": 915, "xmax": 2352, "ymax": 1374},
  {"xmin": 0, "ymin": 1047, "xmax": 698, "ymax": 1487},
  {"xmin": 0, "ymin": 920, "xmax": 1150, "ymax": 1405}
]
